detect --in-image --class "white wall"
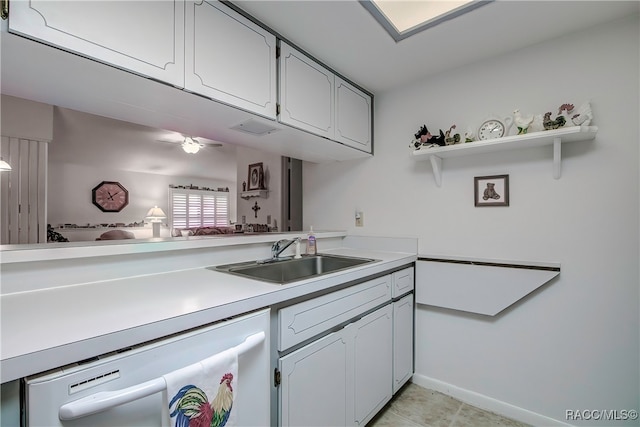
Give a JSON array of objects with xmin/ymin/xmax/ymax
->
[
  {"xmin": 47, "ymin": 162, "xmax": 236, "ymax": 240},
  {"xmin": 303, "ymin": 15, "xmax": 639, "ymax": 426},
  {"xmin": 236, "ymin": 146, "xmax": 283, "ymax": 229},
  {"xmin": 0, "ymin": 95, "xmax": 53, "ymax": 141}
]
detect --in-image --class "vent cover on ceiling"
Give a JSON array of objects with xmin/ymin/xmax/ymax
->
[{"xmin": 230, "ymin": 119, "xmax": 281, "ymax": 136}]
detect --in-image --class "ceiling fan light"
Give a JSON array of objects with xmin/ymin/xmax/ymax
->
[
  {"xmin": 181, "ymin": 137, "xmax": 202, "ymax": 154},
  {"xmin": 0, "ymin": 159, "xmax": 11, "ymax": 171}
]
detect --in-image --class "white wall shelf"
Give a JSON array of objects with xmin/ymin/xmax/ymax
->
[
  {"xmin": 240, "ymin": 190, "xmax": 269, "ymax": 200},
  {"xmin": 412, "ymin": 126, "xmax": 598, "ymax": 186}
]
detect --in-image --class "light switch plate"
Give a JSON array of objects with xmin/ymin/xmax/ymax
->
[{"xmin": 355, "ymin": 212, "xmax": 363, "ymax": 227}]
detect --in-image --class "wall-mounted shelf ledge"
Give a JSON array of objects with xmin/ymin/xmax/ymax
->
[
  {"xmin": 416, "ymin": 257, "xmax": 561, "ymax": 316},
  {"xmin": 240, "ymin": 190, "xmax": 269, "ymax": 199},
  {"xmin": 412, "ymin": 126, "xmax": 598, "ymax": 186}
]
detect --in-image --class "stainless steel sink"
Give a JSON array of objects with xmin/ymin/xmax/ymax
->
[{"xmin": 211, "ymin": 254, "xmax": 377, "ymax": 284}]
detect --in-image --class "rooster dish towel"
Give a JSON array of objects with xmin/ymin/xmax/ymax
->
[{"xmin": 163, "ymin": 346, "xmax": 239, "ymax": 427}]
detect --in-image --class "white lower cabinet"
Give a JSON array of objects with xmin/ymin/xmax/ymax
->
[
  {"xmin": 277, "ymin": 267, "xmax": 414, "ymax": 426},
  {"xmin": 279, "ymin": 329, "xmax": 352, "ymax": 426},
  {"xmin": 393, "ymin": 293, "xmax": 414, "ymax": 393},
  {"xmin": 353, "ymin": 304, "xmax": 393, "ymax": 426},
  {"xmin": 278, "ymin": 304, "xmax": 392, "ymax": 427}
]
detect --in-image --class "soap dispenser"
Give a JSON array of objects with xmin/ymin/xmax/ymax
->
[{"xmin": 306, "ymin": 226, "xmax": 317, "ymax": 255}]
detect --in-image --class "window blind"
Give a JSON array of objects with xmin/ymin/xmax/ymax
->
[{"xmin": 169, "ymin": 188, "xmax": 229, "ymax": 229}]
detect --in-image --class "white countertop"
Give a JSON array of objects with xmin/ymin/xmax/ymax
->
[
  {"xmin": 0, "ymin": 231, "xmax": 349, "ymax": 264},
  {"xmin": 1, "ymin": 243, "xmax": 416, "ymax": 383}
]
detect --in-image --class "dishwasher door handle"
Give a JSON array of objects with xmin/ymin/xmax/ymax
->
[{"xmin": 59, "ymin": 331, "xmax": 265, "ymax": 420}]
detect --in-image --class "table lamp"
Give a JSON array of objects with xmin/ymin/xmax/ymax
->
[{"xmin": 146, "ymin": 206, "xmax": 167, "ymax": 238}]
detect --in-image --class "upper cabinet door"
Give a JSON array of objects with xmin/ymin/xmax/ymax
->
[
  {"xmin": 185, "ymin": 0, "xmax": 277, "ymax": 119},
  {"xmin": 279, "ymin": 41, "xmax": 334, "ymax": 139},
  {"xmin": 8, "ymin": 0, "xmax": 185, "ymax": 87},
  {"xmin": 335, "ymin": 77, "xmax": 372, "ymax": 153}
]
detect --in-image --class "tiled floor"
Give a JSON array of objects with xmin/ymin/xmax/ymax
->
[{"xmin": 368, "ymin": 383, "xmax": 530, "ymax": 427}]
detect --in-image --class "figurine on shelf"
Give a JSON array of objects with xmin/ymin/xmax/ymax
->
[
  {"xmin": 411, "ymin": 124, "xmax": 452, "ymax": 149},
  {"xmin": 415, "ymin": 124, "xmax": 429, "ymax": 142},
  {"xmin": 464, "ymin": 128, "xmax": 476, "ymax": 143},
  {"xmin": 444, "ymin": 125, "xmax": 461, "ymax": 145},
  {"xmin": 543, "ymin": 112, "xmax": 566, "ymax": 130},
  {"xmin": 558, "ymin": 102, "xmax": 593, "ymax": 126},
  {"xmin": 527, "ymin": 113, "xmax": 546, "ymax": 133},
  {"xmin": 513, "ymin": 109, "xmax": 535, "ymax": 134},
  {"xmin": 412, "ymin": 124, "xmax": 435, "ymax": 149},
  {"xmin": 242, "ymin": 181, "xmax": 247, "ymax": 191},
  {"xmin": 430, "ymin": 129, "xmax": 446, "ymax": 147}
]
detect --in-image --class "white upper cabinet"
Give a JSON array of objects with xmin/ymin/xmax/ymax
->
[
  {"xmin": 335, "ymin": 77, "xmax": 372, "ymax": 152},
  {"xmin": 6, "ymin": 1, "xmax": 373, "ymax": 161},
  {"xmin": 279, "ymin": 41, "xmax": 372, "ymax": 153},
  {"xmin": 185, "ymin": 0, "xmax": 277, "ymax": 119},
  {"xmin": 278, "ymin": 41, "xmax": 335, "ymax": 139},
  {"xmin": 8, "ymin": 0, "xmax": 185, "ymax": 87}
]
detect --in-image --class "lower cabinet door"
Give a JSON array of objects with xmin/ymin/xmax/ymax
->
[
  {"xmin": 393, "ymin": 294, "xmax": 414, "ymax": 393},
  {"xmin": 279, "ymin": 329, "xmax": 352, "ymax": 426},
  {"xmin": 352, "ymin": 304, "xmax": 393, "ymax": 426}
]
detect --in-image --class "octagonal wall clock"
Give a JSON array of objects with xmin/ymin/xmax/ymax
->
[{"xmin": 92, "ymin": 181, "xmax": 129, "ymax": 212}]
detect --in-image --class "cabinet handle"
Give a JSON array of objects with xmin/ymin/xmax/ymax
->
[{"xmin": 1, "ymin": 0, "xmax": 8, "ymax": 20}]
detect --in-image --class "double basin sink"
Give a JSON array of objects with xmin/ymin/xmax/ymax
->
[{"xmin": 211, "ymin": 253, "xmax": 377, "ymax": 284}]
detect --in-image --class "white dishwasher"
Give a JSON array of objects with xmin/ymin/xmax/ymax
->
[{"xmin": 24, "ymin": 309, "xmax": 270, "ymax": 427}]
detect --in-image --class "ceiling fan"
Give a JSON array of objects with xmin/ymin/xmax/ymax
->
[{"xmin": 155, "ymin": 135, "xmax": 223, "ymax": 154}]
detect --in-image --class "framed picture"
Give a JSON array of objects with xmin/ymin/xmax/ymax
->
[
  {"xmin": 247, "ymin": 162, "xmax": 264, "ymax": 190},
  {"xmin": 474, "ymin": 174, "xmax": 509, "ymax": 207}
]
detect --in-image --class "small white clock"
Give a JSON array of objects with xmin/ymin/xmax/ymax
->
[{"xmin": 478, "ymin": 119, "xmax": 506, "ymax": 140}]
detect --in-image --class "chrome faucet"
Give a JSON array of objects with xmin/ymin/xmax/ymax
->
[{"xmin": 270, "ymin": 237, "xmax": 301, "ymax": 260}]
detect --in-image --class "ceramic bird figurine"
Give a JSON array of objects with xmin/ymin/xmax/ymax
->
[
  {"xmin": 513, "ymin": 109, "xmax": 534, "ymax": 134},
  {"xmin": 444, "ymin": 125, "xmax": 461, "ymax": 145},
  {"xmin": 557, "ymin": 103, "xmax": 575, "ymax": 126},
  {"xmin": 527, "ymin": 114, "xmax": 546, "ymax": 133},
  {"xmin": 464, "ymin": 128, "xmax": 475, "ymax": 143},
  {"xmin": 543, "ymin": 112, "xmax": 566, "ymax": 130},
  {"xmin": 557, "ymin": 102, "xmax": 593, "ymax": 127}
]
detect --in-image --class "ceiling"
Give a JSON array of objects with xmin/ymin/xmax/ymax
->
[
  {"xmin": 49, "ymin": 107, "xmax": 238, "ymax": 182},
  {"xmin": 232, "ymin": 0, "xmax": 639, "ymax": 94}
]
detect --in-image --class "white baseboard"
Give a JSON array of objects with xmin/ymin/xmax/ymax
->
[{"xmin": 411, "ymin": 374, "xmax": 573, "ymax": 427}]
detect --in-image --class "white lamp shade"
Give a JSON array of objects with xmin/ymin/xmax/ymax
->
[
  {"xmin": 0, "ymin": 160, "xmax": 11, "ymax": 171},
  {"xmin": 146, "ymin": 206, "xmax": 166, "ymax": 221}
]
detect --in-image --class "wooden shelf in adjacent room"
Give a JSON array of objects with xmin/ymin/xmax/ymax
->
[{"xmin": 240, "ymin": 190, "xmax": 269, "ymax": 199}]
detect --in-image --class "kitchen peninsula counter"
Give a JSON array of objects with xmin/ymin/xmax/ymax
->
[{"xmin": 0, "ymin": 233, "xmax": 417, "ymax": 383}]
